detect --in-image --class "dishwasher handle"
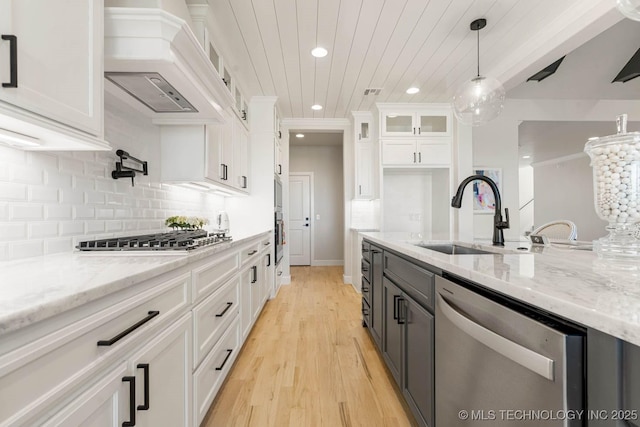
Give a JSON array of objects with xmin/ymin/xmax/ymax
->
[{"xmin": 437, "ymin": 293, "xmax": 555, "ymax": 381}]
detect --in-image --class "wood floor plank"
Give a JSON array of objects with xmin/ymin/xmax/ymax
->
[{"xmin": 202, "ymin": 266, "xmax": 416, "ymax": 427}]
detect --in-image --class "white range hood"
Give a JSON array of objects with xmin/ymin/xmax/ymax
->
[{"xmin": 104, "ymin": 7, "xmax": 234, "ymax": 125}]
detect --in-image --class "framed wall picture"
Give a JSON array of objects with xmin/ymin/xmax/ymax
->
[{"xmin": 473, "ymin": 168, "xmax": 502, "ymax": 213}]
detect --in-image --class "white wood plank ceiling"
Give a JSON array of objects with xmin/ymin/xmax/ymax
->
[{"xmin": 205, "ymin": 0, "xmax": 619, "ymax": 119}]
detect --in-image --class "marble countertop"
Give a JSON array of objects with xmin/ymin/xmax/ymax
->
[
  {"xmin": 361, "ymin": 232, "xmax": 640, "ymax": 347},
  {"xmin": 0, "ymin": 230, "xmax": 271, "ymax": 337}
]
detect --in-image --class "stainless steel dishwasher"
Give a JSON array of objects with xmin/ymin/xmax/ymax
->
[{"xmin": 435, "ymin": 276, "xmax": 585, "ymax": 426}]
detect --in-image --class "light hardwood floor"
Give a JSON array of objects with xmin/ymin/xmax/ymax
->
[{"xmin": 203, "ymin": 266, "xmax": 416, "ymax": 427}]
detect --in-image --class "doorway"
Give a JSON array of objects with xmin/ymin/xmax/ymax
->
[{"xmin": 289, "ymin": 173, "xmax": 312, "ymax": 265}]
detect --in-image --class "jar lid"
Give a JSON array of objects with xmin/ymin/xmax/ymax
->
[{"xmin": 584, "ymin": 114, "xmax": 640, "ymax": 151}]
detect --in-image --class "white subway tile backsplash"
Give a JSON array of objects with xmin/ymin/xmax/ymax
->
[
  {"xmin": 85, "ymin": 191, "xmax": 105, "ymax": 205},
  {"xmin": 74, "ymin": 206, "xmax": 95, "ymax": 219},
  {"xmin": 11, "ymin": 204, "xmax": 44, "ymax": 220},
  {"xmin": 11, "ymin": 240, "xmax": 44, "ymax": 259},
  {"xmin": 0, "ymin": 182, "xmax": 27, "ymax": 201},
  {"xmin": 27, "ymin": 152, "xmax": 57, "ymax": 170},
  {"xmin": 96, "ymin": 208, "xmax": 114, "ymax": 219},
  {"xmin": 106, "ymin": 193, "xmax": 124, "ymax": 205},
  {"xmin": 74, "ymin": 176, "xmax": 95, "ymax": 191},
  {"xmin": 95, "ymin": 178, "xmax": 114, "ymax": 193},
  {"xmin": 12, "ymin": 166, "xmax": 44, "ymax": 185},
  {"xmin": 86, "ymin": 220, "xmax": 105, "ymax": 233},
  {"xmin": 0, "ymin": 106, "xmax": 225, "ymax": 260},
  {"xmin": 45, "ymin": 205, "xmax": 73, "ymax": 220},
  {"xmin": 60, "ymin": 189, "xmax": 84, "ymax": 205},
  {"xmin": 45, "ymin": 238, "xmax": 72, "ymax": 255},
  {"xmin": 0, "ymin": 223, "xmax": 27, "ymax": 241},
  {"xmin": 29, "ymin": 186, "xmax": 60, "ymax": 203},
  {"xmin": 105, "ymin": 220, "xmax": 123, "ymax": 232},
  {"xmin": 45, "ymin": 171, "xmax": 73, "ymax": 189},
  {"xmin": 114, "ymin": 208, "xmax": 130, "ymax": 219},
  {"xmin": 30, "ymin": 222, "xmax": 59, "ymax": 238},
  {"xmin": 59, "ymin": 157, "xmax": 85, "ymax": 175},
  {"xmin": 60, "ymin": 221, "xmax": 84, "ymax": 236}
]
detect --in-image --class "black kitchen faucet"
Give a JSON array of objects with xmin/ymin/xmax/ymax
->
[{"xmin": 451, "ymin": 174, "xmax": 510, "ymax": 246}]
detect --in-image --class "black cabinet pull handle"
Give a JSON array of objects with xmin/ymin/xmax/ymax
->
[
  {"xmin": 242, "ymin": 175, "xmax": 247, "ymax": 188},
  {"xmin": 97, "ymin": 311, "xmax": 159, "ymax": 346},
  {"xmin": 241, "ymin": 109, "xmax": 247, "ymax": 120},
  {"xmin": 251, "ymin": 265, "xmax": 257, "ymax": 283},
  {"xmin": 418, "ymin": 127, "xmax": 421, "ymax": 134},
  {"xmin": 278, "ymin": 130, "xmax": 282, "ymax": 139},
  {"xmin": 362, "ymin": 286, "xmax": 369, "ymax": 292},
  {"xmin": 215, "ymin": 349, "xmax": 233, "ymax": 370},
  {"xmin": 278, "ymin": 164, "xmax": 282, "ymax": 175},
  {"xmin": 393, "ymin": 295, "xmax": 400, "ymax": 320},
  {"xmin": 413, "ymin": 127, "xmax": 416, "ymax": 134},
  {"xmin": 215, "ymin": 302, "xmax": 233, "ymax": 317},
  {"xmin": 267, "ymin": 253, "xmax": 271, "ymax": 266},
  {"xmin": 137, "ymin": 364, "xmax": 150, "ymax": 411},
  {"xmin": 398, "ymin": 298, "xmax": 406, "ymax": 325},
  {"xmin": 122, "ymin": 376, "xmax": 136, "ymax": 427},
  {"xmin": 2, "ymin": 35, "xmax": 17, "ymax": 88},
  {"xmin": 413, "ymin": 152, "xmax": 416, "ymax": 163},
  {"xmin": 419, "ymin": 152, "xmax": 422, "ymax": 163},
  {"xmin": 224, "ymin": 164, "xmax": 228, "ymax": 180},
  {"xmin": 372, "ymin": 249, "xmax": 381, "ymax": 254},
  {"xmin": 264, "ymin": 241, "xmax": 271, "ymax": 246},
  {"xmin": 248, "ymin": 250, "xmax": 257, "ymax": 255}
]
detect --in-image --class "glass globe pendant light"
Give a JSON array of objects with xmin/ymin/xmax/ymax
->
[
  {"xmin": 617, "ymin": 0, "xmax": 640, "ymax": 21},
  {"xmin": 453, "ymin": 18, "xmax": 506, "ymax": 126}
]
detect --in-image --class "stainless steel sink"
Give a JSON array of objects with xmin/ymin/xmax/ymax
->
[{"xmin": 415, "ymin": 243, "xmax": 494, "ymax": 255}]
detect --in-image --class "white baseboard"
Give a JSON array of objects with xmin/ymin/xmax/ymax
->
[
  {"xmin": 343, "ymin": 275, "xmax": 352, "ymax": 285},
  {"xmin": 312, "ymin": 260, "xmax": 344, "ymax": 266}
]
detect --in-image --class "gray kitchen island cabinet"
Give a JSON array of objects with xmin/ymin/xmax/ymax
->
[{"xmin": 376, "ymin": 245, "xmax": 437, "ymax": 427}]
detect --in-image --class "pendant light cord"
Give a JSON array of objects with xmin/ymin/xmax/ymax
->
[{"xmin": 476, "ymin": 28, "xmax": 480, "ymax": 77}]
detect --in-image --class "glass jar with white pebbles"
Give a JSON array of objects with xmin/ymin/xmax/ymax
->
[{"xmin": 584, "ymin": 114, "xmax": 640, "ymax": 259}]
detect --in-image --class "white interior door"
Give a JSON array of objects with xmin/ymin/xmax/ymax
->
[{"xmin": 289, "ymin": 174, "xmax": 311, "ymax": 265}]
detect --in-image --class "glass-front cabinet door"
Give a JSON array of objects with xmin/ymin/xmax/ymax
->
[
  {"xmin": 416, "ymin": 111, "xmax": 450, "ymax": 136},
  {"xmin": 381, "ymin": 112, "xmax": 414, "ymax": 136}
]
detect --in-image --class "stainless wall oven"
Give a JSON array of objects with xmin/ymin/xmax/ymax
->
[{"xmin": 274, "ymin": 211, "xmax": 284, "ymax": 265}]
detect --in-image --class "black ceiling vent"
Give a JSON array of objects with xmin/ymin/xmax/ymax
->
[
  {"xmin": 527, "ymin": 56, "xmax": 566, "ymax": 82},
  {"xmin": 613, "ymin": 47, "xmax": 640, "ymax": 83}
]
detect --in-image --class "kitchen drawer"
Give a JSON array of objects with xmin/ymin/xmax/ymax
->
[
  {"xmin": 193, "ymin": 275, "xmax": 240, "ymax": 368},
  {"xmin": 240, "ymin": 242, "xmax": 261, "ymax": 267},
  {"xmin": 362, "ymin": 298, "xmax": 371, "ymax": 327},
  {"xmin": 0, "ymin": 273, "xmax": 190, "ymax": 426},
  {"xmin": 192, "ymin": 251, "xmax": 239, "ymax": 302},
  {"xmin": 260, "ymin": 237, "xmax": 272, "ymax": 253},
  {"xmin": 193, "ymin": 317, "xmax": 240, "ymax": 426},
  {"xmin": 361, "ymin": 258, "xmax": 371, "ymax": 283},
  {"xmin": 361, "ymin": 276, "xmax": 371, "ymax": 304},
  {"xmin": 384, "ymin": 252, "xmax": 435, "ymax": 312},
  {"xmin": 362, "ymin": 241, "xmax": 371, "ymax": 262}
]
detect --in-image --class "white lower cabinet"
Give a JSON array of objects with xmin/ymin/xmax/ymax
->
[
  {"xmin": 38, "ymin": 362, "xmax": 128, "ymax": 427},
  {"xmin": 128, "ymin": 313, "xmax": 192, "ymax": 427},
  {"xmin": 0, "ymin": 234, "xmax": 272, "ymax": 427},
  {"xmin": 193, "ymin": 317, "xmax": 240, "ymax": 425}
]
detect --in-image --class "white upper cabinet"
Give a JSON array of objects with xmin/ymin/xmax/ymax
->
[
  {"xmin": 379, "ymin": 106, "xmax": 451, "ymax": 137},
  {"xmin": 382, "ymin": 139, "xmax": 451, "ymax": 167},
  {"xmin": 0, "ymin": 0, "xmax": 108, "ymax": 150}
]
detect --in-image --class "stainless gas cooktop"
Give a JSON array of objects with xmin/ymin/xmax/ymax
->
[{"xmin": 76, "ymin": 230, "xmax": 232, "ymax": 251}]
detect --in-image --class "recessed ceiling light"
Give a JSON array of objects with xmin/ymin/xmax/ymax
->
[
  {"xmin": 522, "ymin": 155, "xmax": 531, "ymax": 159},
  {"xmin": 406, "ymin": 87, "xmax": 420, "ymax": 94},
  {"xmin": 311, "ymin": 104, "xmax": 323, "ymax": 111},
  {"xmin": 311, "ymin": 47, "xmax": 328, "ymax": 58},
  {"xmin": 296, "ymin": 134, "xmax": 305, "ymax": 138}
]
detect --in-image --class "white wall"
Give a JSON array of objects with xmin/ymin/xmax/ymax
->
[
  {"xmin": 289, "ymin": 143, "xmax": 344, "ymax": 264},
  {"xmin": 533, "ymin": 155, "xmax": 606, "ymax": 241},
  {"xmin": 471, "ymin": 98, "xmax": 640, "ymax": 241},
  {"xmin": 519, "ymin": 165, "xmax": 534, "ymax": 236},
  {"xmin": 0, "ymin": 93, "xmax": 226, "ymax": 261},
  {"xmin": 382, "ymin": 169, "xmax": 450, "ymax": 240}
]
